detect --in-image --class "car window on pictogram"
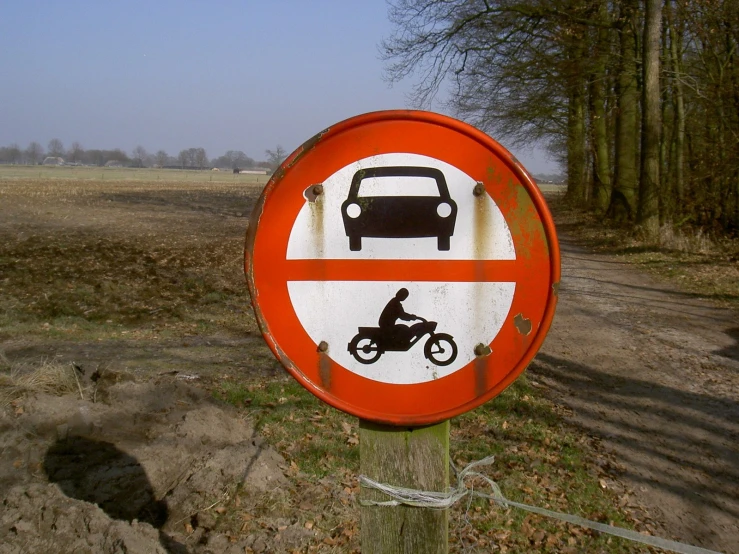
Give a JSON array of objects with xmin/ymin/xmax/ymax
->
[{"xmin": 357, "ymin": 175, "xmax": 441, "ymax": 197}]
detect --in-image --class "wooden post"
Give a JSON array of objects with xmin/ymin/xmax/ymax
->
[{"xmin": 359, "ymin": 419, "xmax": 449, "ymax": 554}]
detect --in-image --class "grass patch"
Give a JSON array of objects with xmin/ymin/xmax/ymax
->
[
  {"xmin": 448, "ymin": 377, "xmax": 646, "ymax": 552},
  {"xmin": 214, "ymin": 374, "xmax": 654, "ymax": 552},
  {"xmin": 216, "ymin": 377, "xmax": 360, "ymax": 477}
]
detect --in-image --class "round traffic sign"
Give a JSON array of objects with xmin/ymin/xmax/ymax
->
[{"xmin": 245, "ymin": 110, "xmax": 560, "ymax": 425}]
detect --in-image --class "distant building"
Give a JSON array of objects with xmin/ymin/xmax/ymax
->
[
  {"xmin": 42, "ymin": 156, "xmax": 64, "ymax": 166},
  {"xmin": 238, "ymin": 168, "xmax": 269, "ymax": 175},
  {"xmin": 104, "ymin": 160, "xmax": 124, "ymax": 167}
]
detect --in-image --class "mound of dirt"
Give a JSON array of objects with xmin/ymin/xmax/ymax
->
[
  {"xmin": 3, "ymin": 483, "xmax": 168, "ymax": 554},
  {"xmin": 0, "ymin": 375, "xmax": 287, "ymax": 553}
]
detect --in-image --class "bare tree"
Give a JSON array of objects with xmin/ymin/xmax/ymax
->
[
  {"xmin": 85, "ymin": 149, "xmax": 105, "ymax": 166},
  {"xmin": 212, "ymin": 150, "xmax": 254, "ymax": 170},
  {"xmin": 194, "ymin": 147, "xmax": 208, "ymax": 169},
  {"xmin": 132, "ymin": 145, "xmax": 148, "ymax": 168},
  {"xmin": 7, "ymin": 143, "xmax": 21, "ymax": 164},
  {"xmin": 588, "ymin": 0, "xmax": 612, "ymax": 213},
  {"xmin": 265, "ymin": 145, "xmax": 287, "ymax": 170},
  {"xmin": 25, "ymin": 142, "xmax": 44, "ymax": 165},
  {"xmin": 68, "ymin": 142, "xmax": 84, "ymax": 164},
  {"xmin": 154, "ymin": 150, "xmax": 168, "ymax": 168},
  {"xmin": 108, "ymin": 149, "xmax": 130, "ymax": 164},
  {"xmin": 178, "ymin": 149, "xmax": 189, "ymax": 168},
  {"xmin": 47, "ymin": 138, "xmax": 64, "ymax": 158},
  {"xmin": 381, "ymin": 0, "xmax": 585, "ymax": 191}
]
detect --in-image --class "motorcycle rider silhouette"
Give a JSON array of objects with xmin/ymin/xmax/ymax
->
[
  {"xmin": 347, "ymin": 288, "xmax": 458, "ymax": 366},
  {"xmin": 378, "ymin": 288, "xmax": 423, "ymax": 345}
]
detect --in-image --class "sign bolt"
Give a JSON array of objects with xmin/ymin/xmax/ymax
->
[
  {"xmin": 312, "ymin": 184, "xmax": 324, "ymax": 196},
  {"xmin": 473, "ymin": 182, "xmax": 485, "ymax": 196},
  {"xmin": 317, "ymin": 340, "xmax": 329, "ymax": 353}
]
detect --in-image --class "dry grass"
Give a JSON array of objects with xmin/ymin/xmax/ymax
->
[
  {"xmin": 547, "ymin": 195, "xmax": 739, "ymax": 310},
  {"xmin": 657, "ymin": 224, "xmax": 715, "ymax": 254},
  {"xmin": 0, "ymin": 355, "xmax": 81, "ymax": 406}
]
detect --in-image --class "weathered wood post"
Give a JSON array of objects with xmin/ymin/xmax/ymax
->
[{"xmin": 360, "ymin": 420, "xmax": 449, "ymax": 554}]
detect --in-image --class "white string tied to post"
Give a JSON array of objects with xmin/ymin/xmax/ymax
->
[{"xmin": 359, "ymin": 455, "xmax": 724, "ymax": 554}]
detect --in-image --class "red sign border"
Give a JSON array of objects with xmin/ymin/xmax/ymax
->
[{"xmin": 245, "ymin": 110, "xmax": 560, "ymax": 425}]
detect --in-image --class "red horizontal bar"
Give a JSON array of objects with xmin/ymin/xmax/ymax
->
[{"xmin": 278, "ymin": 258, "xmax": 522, "ymax": 282}]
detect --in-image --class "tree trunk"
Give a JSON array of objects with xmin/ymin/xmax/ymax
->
[
  {"xmin": 609, "ymin": 0, "xmax": 639, "ymax": 222},
  {"xmin": 567, "ymin": 82, "xmax": 588, "ymax": 206},
  {"xmin": 667, "ymin": 0, "xmax": 685, "ymax": 208},
  {"xmin": 638, "ymin": 0, "xmax": 662, "ymax": 238},
  {"xmin": 565, "ymin": 23, "xmax": 588, "ymax": 207},
  {"xmin": 727, "ymin": 17, "xmax": 739, "ymax": 232},
  {"xmin": 659, "ymin": 12, "xmax": 670, "ymax": 222},
  {"xmin": 589, "ymin": 0, "xmax": 612, "ymax": 213}
]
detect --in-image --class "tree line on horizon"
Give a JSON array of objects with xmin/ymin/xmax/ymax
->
[
  {"xmin": 384, "ymin": 0, "xmax": 739, "ymax": 237},
  {"xmin": 0, "ymin": 139, "xmax": 287, "ymax": 171}
]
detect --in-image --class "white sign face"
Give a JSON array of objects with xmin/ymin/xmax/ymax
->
[{"xmin": 286, "ymin": 153, "xmax": 516, "ymax": 385}]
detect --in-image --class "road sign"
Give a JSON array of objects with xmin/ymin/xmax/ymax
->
[{"xmin": 245, "ymin": 110, "xmax": 560, "ymax": 425}]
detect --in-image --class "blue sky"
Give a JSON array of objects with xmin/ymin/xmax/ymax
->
[{"xmin": 0, "ymin": 0, "xmax": 557, "ymax": 173}]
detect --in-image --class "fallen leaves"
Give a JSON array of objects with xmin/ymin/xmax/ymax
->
[{"xmin": 340, "ymin": 420, "xmax": 359, "ymax": 446}]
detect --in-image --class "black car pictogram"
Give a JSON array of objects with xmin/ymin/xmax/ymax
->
[{"xmin": 340, "ymin": 166, "xmax": 457, "ymax": 251}]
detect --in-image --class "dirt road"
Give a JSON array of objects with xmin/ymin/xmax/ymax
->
[{"xmin": 532, "ymin": 233, "xmax": 739, "ymax": 554}]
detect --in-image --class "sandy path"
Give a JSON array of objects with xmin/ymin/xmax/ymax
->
[{"xmin": 532, "ymin": 236, "xmax": 739, "ymax": 553}]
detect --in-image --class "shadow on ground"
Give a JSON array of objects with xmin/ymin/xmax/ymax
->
[
  {"xmin": 44, "ymin": 436, "xmax": 185, "ymax": 553},
  {"xmin": 716, "ymin": 327, "xmax": 739, "ymax": 362},
  {"xmin": 530, "ymin": 353, "xmax": 739, "ymax": 549}
]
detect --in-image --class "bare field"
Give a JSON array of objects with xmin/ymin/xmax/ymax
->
[
  {"xmin": 0, "ymin": 164, "xmax": 270, "ymax": 185},
  {"xmin": 0, "ymin": 174, "xmax": 263, "ymax": 342},
  {"xmin": 3, "ymin": 170, "xmax": 723, "ymax": 553}
]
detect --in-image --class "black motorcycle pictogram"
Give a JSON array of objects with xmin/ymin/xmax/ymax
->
[{"xmin": 347, "ymin": 288, "xmax": 458, "ymax": 366}]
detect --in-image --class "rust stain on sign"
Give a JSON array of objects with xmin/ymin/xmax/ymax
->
[
  {"xmin": 306, "ymin": 185, "xmax": 326, "ymax": 272},
  {"xmin": 496, "ymin": 179, "xmax": 549, "ymax": 262},
  {"xmin": 473, "ymin": 344, "xmax": 491, "ymax": 397},
  {"xmin": 318, "ymin": 347, "xmax": 332, "ymax": 390},
  {"xmin": 474, "ymin": 357, "xmax": 487, "ymax": 398},
  {"xmin": 472, "ymin": 182, "xmax": 491, "ymax": 265},
  {"xmin": 472, "ymin": 182, "xmax": 490, "ymax": 352},
  {"xmin": 286, "ymin": 129, "xmax": 329, "ymax": 169}
]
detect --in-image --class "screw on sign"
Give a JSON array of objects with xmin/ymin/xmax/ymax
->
[{"xmin": 245, "ymin": 110, "xmax": 560, "ymax": 426}]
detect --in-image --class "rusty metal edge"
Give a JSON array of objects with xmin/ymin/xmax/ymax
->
[{"xmin": 243, "ymin": 127, "xmax": 331, "ymax": 396}]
